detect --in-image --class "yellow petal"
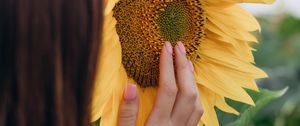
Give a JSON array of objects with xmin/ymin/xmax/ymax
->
[
  {"xmin": 105, "ymin": 0, "xmax": 120, "ymax": 16},
  {"xmin": 194, "ymin": 61, "xmax": 255, "ymax": 105},
  {"xmin": 215, "ymin": 95, "xmax": 240, "ymax": 115},
  {"xmin": 202, "ymin": 38, "xmax": 255, "ymax": 63},
  {"xmin": 198, "ymin": 85, "xmax": 219, "ymax": 126},
  {"xmin": 239, "ymin": 0, "xmax": 275, "ymax": 4},
  {"xmin": 136, "ymin": 87, "xmax": 157, "ymax": 126},
  {"xmin": 206, "ymin": 20, "xmax": 258, "ymax": 42},
  {"xmin": 200, "ymin": 40, "xmax": 267, "ymax": 78},
  {"xmin": 91, "ymin": 11, "xmax": 126, "ymax": 122},
  {"xmin": 206, "ymin": 5, "xmax": 260, "ymax": 32},
  {"xmin": 204, "ymin": 0, "xmax": 275, "ymax": 6}
]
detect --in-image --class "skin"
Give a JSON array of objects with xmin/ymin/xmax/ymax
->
[{"xmin": 118, "ymin": 41, "xmax": 203, "ymax": 126}]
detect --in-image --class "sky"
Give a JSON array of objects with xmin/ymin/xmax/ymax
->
[{"xmin": 241, "ymin": 0, "xmax": 300, "ymax": 18}]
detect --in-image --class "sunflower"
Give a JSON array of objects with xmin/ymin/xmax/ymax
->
[{"xmin": 92, "ymin": 0, "xmax": 274, "ymax": 125}]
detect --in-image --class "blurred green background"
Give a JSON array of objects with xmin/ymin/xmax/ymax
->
[
  {"xmin": 251, "ymin": 15, "xmax": 300, "ymax": 126},
  {"xmin": 218, "ymin": 1, "xmax": 300, "ymax": 126}
]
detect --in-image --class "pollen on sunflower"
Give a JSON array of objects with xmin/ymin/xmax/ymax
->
[{"xmin": 113, "ymin": 0, "xmax": 206, "ymax": 87}]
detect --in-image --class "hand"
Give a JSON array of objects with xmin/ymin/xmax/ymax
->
[{"xmin": 118, "ymin": 42, "xmax": 203, "ymax": 126}]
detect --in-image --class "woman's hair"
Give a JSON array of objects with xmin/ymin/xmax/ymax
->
[{"xmin": 0, "ymin": 0, "xmax": 103, "ymax": 126}]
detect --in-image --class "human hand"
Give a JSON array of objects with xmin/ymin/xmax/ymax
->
[{"xmin": 118, "ymin": 42, "xmax": 203, "ymax": 126}]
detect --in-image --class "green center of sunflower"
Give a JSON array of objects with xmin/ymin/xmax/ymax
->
[
  {"xmin": 113, "ymin": 0, "xmax": 206, "ymax": 87},
  {"xmin": 157, "ymin": 2, "xmax": 190, "ymax": 43}
]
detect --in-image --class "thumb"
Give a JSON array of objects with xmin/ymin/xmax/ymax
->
[{"xmin": 118, "ymin": 84, "xmax": 139, "ymax": 126}]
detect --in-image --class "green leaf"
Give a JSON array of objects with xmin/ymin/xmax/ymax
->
[{"xmin": 223, "ymin": 87, "xmax": 288, "ymax": 126}]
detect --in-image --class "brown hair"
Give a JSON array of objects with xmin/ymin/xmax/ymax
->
[{"xmin": 0, "ymin": 0, "xmax": 103, "ymax": 126}]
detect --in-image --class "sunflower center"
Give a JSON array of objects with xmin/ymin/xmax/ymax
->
[
  {"xmin": 157, "ymin": 2, "xmax": 190, "ymax": 43},
  {"xmin": 113, "ymin": 0, "xmax": 206, "ymax": 87}
]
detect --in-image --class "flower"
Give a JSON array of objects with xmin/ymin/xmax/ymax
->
[{"xmin": 92, "ymin": 0, "xmax": 274, "ymax": 125}]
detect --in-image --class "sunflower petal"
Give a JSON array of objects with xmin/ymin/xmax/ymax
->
[
  {"xmin": 204, "ymin": 0, "xmax": 275, "ymax": 6},
  {"xmin": 194, "ymin": 61, "xmax": 255, "ymax": 105},
  {"xmin": 105, "ymin": 0, "xmax": 120, "ymax": 16},
  {"xmin": 198, "ymin": 86, "xmax": 219, "ymax": 126},
  {"xmin": 215, "ymin": 95, "xmax": 240, "ymax": 115},
  {"xmin": 206, "ymin": 5, "xmax": 260, "ymax": 32},
  {"xmin": 91, "ymin": 11, "xmax": 127, "ymax": 121},
  {"xmin": 136, "ymin": 87, "xmax": 157, "ymax": 126}
]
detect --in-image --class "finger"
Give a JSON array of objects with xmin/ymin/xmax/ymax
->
[
  {"xmin": 171, "ymin": 42, "xmax": 198, "ymax": 125},
  {"xmin": 146, "ymin": 42, "xmax": 177, "ymax": 125},
  {"xmin": 118, "ymin": 84, "xmax": 139, "ymax": 126},
  {"xmin": 186, "ymin": 91, "xmax": 203, "ymax": 126}
]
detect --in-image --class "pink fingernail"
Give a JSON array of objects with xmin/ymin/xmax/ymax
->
[
  {"xmin": 177, "ymin": 41, "xmax": 186, "ymax": 54},
  {"xmin": 165, "ymin": 42, "xmax": 173, "ymax": 54},
  {"xmin": 124, "ymin": 84, "xmax": 137, "ymax": 101},
  {"xmin": 188, "ymin": 60, "xmax": 194, "ymax": 72}
]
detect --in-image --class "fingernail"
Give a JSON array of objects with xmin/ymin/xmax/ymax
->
[
  {"xmin": 124, "ymin": 84, "xmax": 137, "ymax": 101},
  {"xmin": 188, "ymin": 60, "xmax": 194, "ymax": 72},
  {"xmin": 165, "ymin": 42, "xmax": 173, "ymax": 54},
  {"xmin": 177, "ymin": 41, "xmax": 186, "ymax": 54}
]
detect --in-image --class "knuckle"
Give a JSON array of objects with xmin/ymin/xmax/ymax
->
[
  {"xmin": 165, "ymin": 86, "xmax": 178, "ymax": 97},
  {"xmin": 119, "ymin": 103, "xmax": 138, "ymax": 121},
  {"xmin": 161, "ymin": 81, "xmax": 178, "ymax": 97},
  {"xmin": 195, "ymin": 104, "xmax": 204, "ymax": 117},
  {"xmin": 182, "ymin": 89, "xmax": 197, "ymax": 102},
  {"xmin": 119, "ymin": 112, "xmax": 136, "ymax": 121},
  {"xmin": 176, "ymin": 61, "xmax": 189, "ymax": 71},
  {"xmin": 119, "ymin": 109, "xmax": 136, "ymax": 121}
]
